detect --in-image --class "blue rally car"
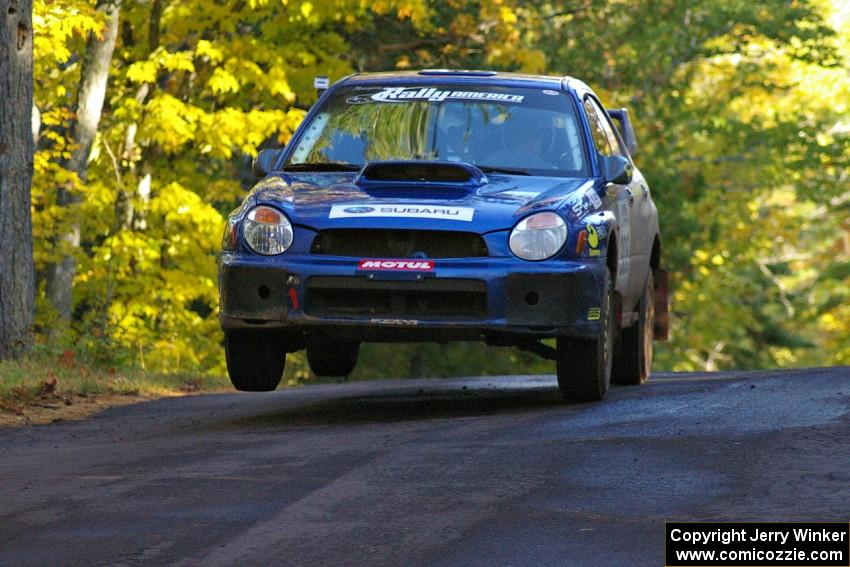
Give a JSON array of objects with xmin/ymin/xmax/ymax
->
[{"xmin": 219, "ymin": 70, "xmax": 668, "ymax": 402}]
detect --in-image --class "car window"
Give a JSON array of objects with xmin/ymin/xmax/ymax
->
[
  {"xmin": 583, "ymin": 98, "xmax": 613, "ymax": 157},
  {"xmin": 287, "ymin": 85, "xmax": 590, "ymax": 177},
  {"xmin": 586, "ymin": 96, "xmax": 628, "ymax": 158}
]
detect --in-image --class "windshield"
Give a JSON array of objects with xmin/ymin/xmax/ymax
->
[{"xmin": 286, "ymin": 84, "xmax": 589, "ymax": 177}]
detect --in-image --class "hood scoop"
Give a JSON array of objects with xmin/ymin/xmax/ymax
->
[{"xmin": 355, "ymin": 161, "xmax": 487, "ymax": 190}]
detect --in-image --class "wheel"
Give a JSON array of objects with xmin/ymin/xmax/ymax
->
[
  {"xmin": 307, "ymin": 341, "xmax": 360, "ymax": 377},
  {"xmin": 612, "ymin": 270, "xmax": 654, "ymax": 386},
  {"xmin": 224, "ymin": 329, "xmax": 285, "ymax": 391},
  {"xmin": 556, "ymin": 269, "xmax": 615, "ymax": 402}
]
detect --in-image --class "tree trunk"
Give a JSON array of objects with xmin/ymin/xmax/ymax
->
[
  {"xmin": 46, "ymin": 0, "xmax": 121, "ymax": 320},
  {"xmin": 124, "ymin": 0, "xmax": 162, "ymax": 232},
  {"xmin": 148, "ymin": 0, "xmax": 161, "ymax": 53},
  {"xmin": 0, "ymin": 0, "xmax": 35, "ymax": 357}
]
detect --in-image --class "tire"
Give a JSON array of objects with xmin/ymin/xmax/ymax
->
[
  {"xmin": 224, "ymin": 329, "xmax": 285, "ymax": 391},
  {"xmin": 612, "ymin": 270, "xmax": 654, "ymax": 386},
  {"xmin": 307, "ymin": 341, "xmax": 360, "ymax": 377},
  {"xmin": 556, "ymin": 269, "xmax": 615, "ymax": 402}
]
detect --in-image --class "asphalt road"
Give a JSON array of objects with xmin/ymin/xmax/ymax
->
[{"xmin": 1, "ymin": 367, "xmax": 848, "ymax": 566}]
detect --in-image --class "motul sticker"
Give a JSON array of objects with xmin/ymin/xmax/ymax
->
[{"xmin": 358, "ymin": 259, "xmax": 435, "ymax": 271}]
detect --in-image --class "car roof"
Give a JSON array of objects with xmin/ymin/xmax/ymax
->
[{"xmin": 336, "ymin": 70, "xmax": 593, "ymax": 94}]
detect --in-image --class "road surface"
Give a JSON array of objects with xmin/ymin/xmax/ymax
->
[{"xmin": 1, "ymin": 368, "xmax": 848, "ymax": 566}]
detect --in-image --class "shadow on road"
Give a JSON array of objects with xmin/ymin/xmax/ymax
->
[{"xmin": 224, "ymin": 386, "xmax": 568, "ymax": 428}]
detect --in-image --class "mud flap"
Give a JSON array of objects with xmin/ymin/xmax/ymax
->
[{"xmin": 653, "ymin": 268, "xmax": 669, "ymax": 341}]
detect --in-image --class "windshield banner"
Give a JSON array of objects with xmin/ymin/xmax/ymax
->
[{"xmin": 347, "ymin": 87, "xmax": 525, "ymax": 105}]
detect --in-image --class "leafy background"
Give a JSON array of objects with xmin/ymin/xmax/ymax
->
[{"xmin": 31, "ymin": 0, "xmax": 850, "ymax": 384}]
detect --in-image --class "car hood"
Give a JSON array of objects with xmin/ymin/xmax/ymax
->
[{"xmin": 249, "ymin": 172, "xmax": 594, "ymax": 233}]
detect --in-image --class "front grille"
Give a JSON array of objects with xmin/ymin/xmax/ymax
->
[
  {"xmin": 311, "ymin": 229, "xmax": 488, "ymax": 258},
  {"xmin": 305, "ymin": 277, "xmax": 487, "ymax": 320}
]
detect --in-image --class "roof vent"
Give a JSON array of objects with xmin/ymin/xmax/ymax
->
[{"xmin": 417, "ymin": 69, "xmax": 498, "ymax": 77}]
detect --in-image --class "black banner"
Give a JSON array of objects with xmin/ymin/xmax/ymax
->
[{"xmin": 665, "ymin": 522, "xmax": 849, "ymax": 566}]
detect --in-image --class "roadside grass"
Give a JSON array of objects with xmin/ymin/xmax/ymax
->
[{"xmin": 0, "ymin": 350, "xmax": 231, "ymax": 424}]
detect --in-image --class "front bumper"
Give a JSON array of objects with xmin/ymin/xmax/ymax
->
[{"xmin": 219, "ymin": 253, "xmax": 608, "ymax": 341}]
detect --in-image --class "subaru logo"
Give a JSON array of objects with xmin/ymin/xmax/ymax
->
[
  {"xmin": 345, "ymin": 94, "xmax": 374, "ymax": 105},
  {"xmin": 344, "ymin": 206, "xmax": 374, "ymax": 214}
]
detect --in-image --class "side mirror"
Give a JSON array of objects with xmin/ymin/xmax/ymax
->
[
  {"xmin": 607, "ymin": 108, "xmax": 638, "ymax": 157},
  {"xmin": 602, "ymin": 155, "xmax": 634, "ymax": 185},
  {"xmin": 252, "ymin": 149, "xmax": 280, "ymax": 178}
]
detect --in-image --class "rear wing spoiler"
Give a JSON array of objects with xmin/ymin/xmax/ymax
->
[{"xmin": 606, "ymin": 108, "xmax": 638, "ymax": 157}]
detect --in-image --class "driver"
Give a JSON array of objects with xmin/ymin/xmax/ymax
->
[
  {"xmin": 483, "ymin": 112, "xmax": 557, "ymax": 170},
  {"xmin": 436, "ymin": 107, "xmax": 472, "ymax": 162}
]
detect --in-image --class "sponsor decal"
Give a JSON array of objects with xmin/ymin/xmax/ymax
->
[
  {"xmin": 595, "ymin": 224, "xmax": 608, "ymax": 240},
  {"xmin": 617, "ymin": 199, "xmax": 631, "ymax": 283},
  {"xmin": 571, "ymin": 199, "xmax": 589, "ymax": 217},
  {"xmin": 346, "ymin": 93, "xmax": 378, "ymax": 104},
  {"xmin": 587, "ymin": 224, "xmax": 599, "ymax": 248},
  {"xmin": 347, "ymin": 87, "xmax": 525, "ymax": 105},
  {"xmin": 542, "ymin": 89, "xmax": 560, "ymax": 96},
  {"xmin": 585, "ymin": 186, "xmax": 602, "ymax": 209},
  {"xmin": 358, "ymin": 259, "xmax": 435, "ymax": 271},
  {"xmin": 569, "ymin": 180, "xmax": 595, "ymax": 219},
  {"xmin": 370, "ymin": 318, "xmax": 419, "ymax": 326},
  {"xmin": 587, "ymin": 224, "xmax": 601, "ymax": 257},
  {"xmin": 587, "ymin": 307, "xmax": 601, "ymax": 321},
  {"xmin": 329, "ymin": 204, "xmax": 474, "ymax": 221}
]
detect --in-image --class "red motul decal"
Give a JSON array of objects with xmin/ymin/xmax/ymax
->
[{"xmin": 358, "ymin": 259, "xmax": 435, "ymax": 271}]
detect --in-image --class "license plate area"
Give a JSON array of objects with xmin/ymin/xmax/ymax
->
[{"xmin": 305, "ymin": 277, "xmax": 486, "ymax": 320}]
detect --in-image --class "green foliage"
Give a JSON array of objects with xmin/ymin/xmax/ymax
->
[
  {"xmin": 0, "ymin": 346, "xmax": 229, "ymax": 415},
  {"xmin": 32, "ymin": 0, "xmax": 850, "ymax": 379}
]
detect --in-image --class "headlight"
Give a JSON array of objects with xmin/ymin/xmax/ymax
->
[
  {"xmin": 509, "ymin": 212, "xmax": 567, "ymax": 261},
  {"xmin": 243, "ymin": 206, "xmax": 293, "ymax": 255}
]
